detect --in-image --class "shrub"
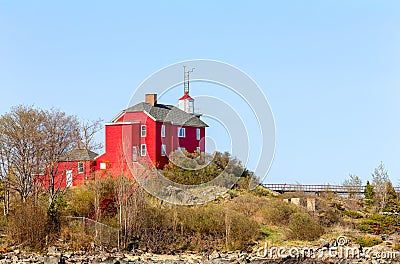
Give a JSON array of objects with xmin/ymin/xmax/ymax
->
[
  {"xmin": 228, "ymin": 189, "xmax": 239, "ymax": 198},
  {"xmin": 344, "ymin": 210, "xmax": 364, "ymax": 219},
  {"xmin": 357, "ymin": 213, "xmax": 400, "ymax": 235},
  {"xmin": 354, "ymin": 236, "xmax": 382, "ymax": 247},
  {"xmin": 315, "ymin": 197, "xmax": 342, "ymax": 227},
  {"xmin": 7, "ymin": 201, "xmax": 48, "ymax": 250},
  {"xmin": 59, "ymin": 221, "xmax": 94, "ymax": 251},
  {"xmin": 65, "ymin": 186, "xmax": 95, "ymax": 217},
  {"xmin": 172, "ymin": 204, "xmax": 260, "ymax": 251},
  {"xmin": 286, "ymin": 212, "xmax": 324, "ymax": 241},
  {"xmin": 228, "ymin": 193, "xmax": 265, "ymax": 218},
  {"xmin": 260, "ymin": 199, "xmax": 297, "ymax": 226}
]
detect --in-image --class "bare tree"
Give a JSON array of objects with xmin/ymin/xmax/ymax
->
[
  {"xmin": 41, "ymin": 108, "xmax": 80, "ymax": 204},
  {"xmin": 77, "ymin": 118, "xmax": 103, "ymax": 151},
  {"xmin": 0, "ymin": 106, "xmax": 44, "ymax": 202},
  {"xmin": 0, "ymin": 139, "xmax": 11, "ymax": 214},
  {"xmin": 371, "ymin": 162, "xmax": 391, "ymax": 212},
  {"xmin": 343, "ymin": 174, "xmax": 363, "ymax": 198},
  {"xmin": 0, "ymin": 105, "xmax": 83, "ymax": 205}
]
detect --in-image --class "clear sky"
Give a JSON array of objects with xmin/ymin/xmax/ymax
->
[{"xmin": 1, "ymin": 1, "xmax": 399, "ymax": 185}]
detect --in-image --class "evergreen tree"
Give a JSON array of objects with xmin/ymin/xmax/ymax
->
[
  {"xmin": 364, "ymin": 180, "xmax": 375, "ymax": 209},
  {"xmin": 382, "ymin": 181, "xmax": 400, "ymax": 213}
]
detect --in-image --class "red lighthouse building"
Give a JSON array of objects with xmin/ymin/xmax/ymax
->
[
  {"xmin": 95, "ymin": 92, "xmax": 208, "ymax": 177},
  {"xmin": 50, "ymin": 69, "xmax": 208, "ymax": 187},
  {"xmin": 48, "ymin": 91, "xmax": 208, "ymax": 187}
]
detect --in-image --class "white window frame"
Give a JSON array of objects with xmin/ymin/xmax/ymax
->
[
  {"xmin": 161, "ymin": 144, "xmax": 166, "ymax": 156},
  {"xmin": 141, "ymin": 144, "xmax": 147, "ymax": 156},
  {"xmin": 132, "ymin": 146, "xmax": 138, "ymax": 162},
  {"xmin": 178, "ymin": 147, "xmax": 186, "ymax": 151},
  {"xmin": 161, "ymin": 124, "xmax": 165, "ymax": 138},
  {"xmin": 196, "ymin": 146, "xmax": 201, "ymax": 152},
  {"xmin": 178, "ymin": 127, "xmax": 185, "ymax": 138},
  {"xmin": 78, "ymin": 162, "xmax": 84, "ymax": 174},
  {"xmin": 196, "ymin": 128, "xmax": 200, "ymax": 140},
  {"xmin": 141, "ymin": 125, "xmax": 146, "ymax": 137}
]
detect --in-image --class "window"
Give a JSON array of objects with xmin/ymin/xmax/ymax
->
[
  {"xmin": 66, "ymin": 170, "xmax": 73, "ymax": 187},
  {"xmin": 161, "ymin": 144, "xmax": 166, "ymax": 156},
  {"xmin": 161, "ymin": 125, "xmax": 165, "ymax": 137},
  {"xmin": 100, "ymin": 162, "xmax": 106, "ymax": 170},
  {"xmin": 178, "ymin": 127, "xmax": 185, "ymax": 138},
  {"xmin": 78, "ymin": 162, "xmax": 84, "ymax": 173},
  {"xmin": 178, "ymin": 147, "xmax": 186, "ymax": 151},
  {"xmin": 196, "ymin": 128, "xmax": 200, "ymax": 140},
  {"xmin": 196, "ymin": 147, "xmax": 201, "ymax": 152},
  {"xmin": 141, "ymin": 125, "xmax": 146, "ymax": 137},
  {"xmin": 132, "ymin": 146, "xmax": 138, "ymax": 162},
  {"xmin": 141, "ymin": 144, "xmax": 147, "ymax": 156}
]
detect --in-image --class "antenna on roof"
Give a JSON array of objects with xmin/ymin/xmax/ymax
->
[{"xmin": 183, "ymin": 66, "xmax": 195, "ymax": 95}]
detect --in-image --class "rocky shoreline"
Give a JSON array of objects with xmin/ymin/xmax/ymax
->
[{"xmin": 0, "ymin": 246, "xmax": 399, "ymax": 264}]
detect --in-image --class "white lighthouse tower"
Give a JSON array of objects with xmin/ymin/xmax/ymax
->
[{"xmin": 178, "ymin": 66, "xmax": 195, "ymax": 114}]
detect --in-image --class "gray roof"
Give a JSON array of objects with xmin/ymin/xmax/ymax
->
[
  {"xmin": 60, "ymin": 149, "xmax": 99, "ymax": 161},
  {"xmin": 123, "ymin": 102, "xmax": 208, "ymax": 127}
]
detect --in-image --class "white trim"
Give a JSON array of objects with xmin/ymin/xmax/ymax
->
[
  {"xmin": 111, "ymin": 109, "xmax": 156, "ymax": 123},
  {"xmin": 141, "ymin": 125, "xmax": 147, "ymax": 137},
  {"xmin": 161, "ymin": 124, "xmax": 165, "ymax": 138},
  {"xmin": 104, "ymin": 121, "xmax": 140, "ymax": 126},
  {"xmin": 94, "ymin": 152, "xmax": 105, "ymax": 160},
  {"xmin": 132, "ymin": 146, "xmax": 138, "ymax": 162},
  {"xmin": 140, "ymin": 144, "xmax": 147, "ymax": 156},
  {"xmin": 77, "ymin": 162, "xmax": 84, "ymax": 174},
  {"xmin": 161, "ymin": 144, "xmax": 166, "ymax": 156},
  {"xmin": 143, "ymin": 110, "xmax": 156, "ymax": 121},
  {"xmin": 110, "ymin": 110, "xmax": 125, "ymax": 123},
  {"xmin": 178, "ymin": 127, "xmax": 186, "ymax": 138},
  {"xmin": 66, "ymin": 170, "xmax": 73, "ymax": 187}
]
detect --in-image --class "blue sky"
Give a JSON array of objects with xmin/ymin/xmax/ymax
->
[{"xmin": 1, "ymin": 1, "xmax": 399, "ymax": 185}]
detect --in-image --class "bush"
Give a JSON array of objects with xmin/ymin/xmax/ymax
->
[
  {"xmin": 357, "ymin": 214, "xmax": 400, "ymax": 234},
  {"xmin": 286, "ymin": 212, "xmax": 324, "ymax": 241},
  {"xmin": 161, "ymin": 150, "xmax": 253, "ymax": 186},
  {"xmin": 228, "ymin": 193, "xmax": 265, "ymax": 218},
  {"xmin": 344, "ymin": 210, "xmax": 364, "ymax": 219},
  {"xmin": 7, "ymin": 201, "xmax": 48, "ymax": 250},
  {"xmin": 260, "ymin": 199, "xmax": 297, "ymax": 226},
  {"xmin": 354, "ymin": 236, "xmax": 382, "ymax": 247},
  {"xmin": 59, "ymin": 221, "xmax": 94, "ymax": 251},
  {"xmin": 170, "ymin": 204, "xmax": 260, "ymax": 251},
  {"xmin": 228, "ymin": 189, "xmax": 239, "ymax": 198},
  {"xmin": 65, "ymin": 186, "xmax": 95, "ymax": 217},
  {"xmin": 315, "ymin": 197, "xmax": 343, "ymax": 227}
]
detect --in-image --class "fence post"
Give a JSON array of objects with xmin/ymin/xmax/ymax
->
[{"xmin": 117, "ymin": 229, "xmax": 120, "ymax": 252}]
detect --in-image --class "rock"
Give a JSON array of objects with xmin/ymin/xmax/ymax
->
[
  {"xmin": 209, "ymin": 250, "xmax": 220, "ymax": 260},
  {"xmin": 44, "ymin": 256, "xmax": 59, "ymax": 264},
  {"xmin": 47, "ymin": 246, "xmax": 62, "ymax": 256}
]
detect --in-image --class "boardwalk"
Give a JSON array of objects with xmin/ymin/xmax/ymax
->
[{"xmin": 262, "ymin": 183, "xmax": 400, "ymax": 194}]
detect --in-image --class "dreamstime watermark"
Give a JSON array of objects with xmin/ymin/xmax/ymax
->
[
  {"xmin": 256, "ymin": 236, "xmax": 398, "ymax": 260},
  {"xmin": 122, "ymin": 59, "xmax": 276, "ymax": 205}
]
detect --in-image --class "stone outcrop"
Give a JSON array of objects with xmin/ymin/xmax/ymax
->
[{"xmin": 0, "ymin": 246, "xmax": 398, "ymax": 264}]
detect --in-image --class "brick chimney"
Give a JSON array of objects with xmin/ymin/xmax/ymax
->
[{"xmin": 145, "ymin": 94, "xmax": 157, "ymax": 106}]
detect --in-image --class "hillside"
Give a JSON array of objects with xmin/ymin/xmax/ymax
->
[{"xmin": 1, "ymin": 178, "xmax": 399, "ymax": 255}]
